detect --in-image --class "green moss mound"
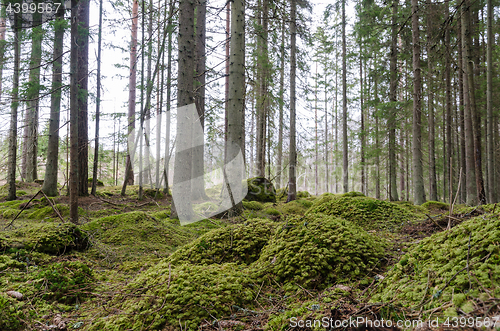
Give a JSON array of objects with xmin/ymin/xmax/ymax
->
[
  {"xmin": 253, "ymin": 214, "xmax": 387, "ymax": 290},
  {"xmin": 89, "ymin": 263, "xmax": 255, "ymax": 330},
  {"xmin": 3, "ymin": 223, "xmax": 88, "ymax": 255},
  {"xmin": 32, "ymin": 260, "xmax": 94, "ymax": 304},
  {"xmin": 243, "ymin": 200, "xmax": 264, "ymax": 210},
  {"xmin": 297, "ymin": 191, "xmax": 311, "ymax": 198},
  {"xmin": 244, "ymin": 177, "xmax": 276, "ymax": 203},
  {"xmin": 0, "ymin": 295, "xmax": 24, "ymax": 331},
  {"xmin": 343, "ymin": 191, "xmax": 365, "ymax": 197},
  {"xmin": 307, "ymin": 196, "xmax": 413, "ymax": 229},
  {"xmin": 280, "ymin": 200, "xmax": 307, "ymax": 215},
  {"xmin": 81, "ymin": 211, "xmax": 193, "ymax": 259},
  {"xmin": 372, "ymin": 214, "xmax": 500, "ymax": 311},
  {"xmin": 87, "ymin": 178, "xmax": 104, "ymax": 187},
  {"xmin": 168, "ymin": 218, "xmax": 275, "ymax": 266},
  {"xmin": 422, "ymin": 200, "xmax": 449, "ymax": 211},
  {"xmin": 142, "ymin": 188, "xmax": 163, "ymax": 199},
  {"xmin": 264, "ymin": 207, "xmax": 281, "ymax": 216}
]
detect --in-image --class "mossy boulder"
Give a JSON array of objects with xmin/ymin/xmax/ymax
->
[
  {"xmin": 142, "ymin": 188, "xmax": 163, "ymax": 199},
  {"xmin": 372, "ymin": 214, "xmax": 500, "ymax": 309},
  {"xmin": 422, "ymin": 200, "xmax": 449, "ymax": 211},
  {"xmin": 244, "ymin": 177, "xmax": 276, "ymax": 203},
  {"xmin": 307, "ymin": 196, "xmax": 413, "ymax": 230},
  {"xmin": 81, "ymin": 211, "xmax": 194, "ymax": 259},
  {"xmin": 168, "ymin": 218, "xmax": 275, "ymax": 266},
  {"xmin": 87, "ymin": 178, "xmax": 104, "ymax": 187},
  {"xmin": 297, "ymin": 191, "xmax": 311, "ymax": 198},
  {"xmin": 343, "ymin": 191, "xmax": 365, "ymax": 197},
  {"xmin": 88, "ymin": 263, "xmax": 255, "ymax": 330},
  {"xmin": 253, "ymin": 214, "xmax": 387, "ymax": 290},
  {"xmin": 3, "ymin": 223, "xmax": 88, "ymax": 255},
  {"xmin": 280, "ymin": 200, "xmax": 307, "ymax": 215},
  {"xmin": 242, "ymin": 200, "xmax": 264, "ymax": 210},
  {"xmin": 264, "ymin": 207, "xmax": 281, "ymax": 216}
]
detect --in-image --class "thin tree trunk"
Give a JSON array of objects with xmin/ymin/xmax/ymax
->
[
  {"xmin": 276, "ymin": 19, "xmax": 285, "ymax": 190},
  {"xmin": 42, "ymin": 6, "xmax": 65, "ymax": 197},
  {"xmin": 70, "ymin": 0, "xmax": 80, "ymax": 222},
  {"xmin": 486, "ymin": 0, "xmax": 495, "ymax": 203},
  {"xmin": 444, "ymin": 0, "xmax": 452, "ymax": 203},
  {"xmin": 412, "ymin": 0, "xmax": 426, "ymax": 205},
  {"xmin": 91, "ymin": 0, "xmax": 104, "ymax": 196},
  {"xmin": 360, "ymin": 45, "xmax": 365, "ymax": 195},
  {"xmin": 287, "ymin": 0, "xmax": 297, "ymax": 202},
  {"xmin": 0, "ymin": 5, "xmax": 6, "ymax": 101},
  {"xmin": 342, "ymin": 0, "xmax": 348, "ymax": 193},
  {"xmin": 164, "ymin": 0, "xmax": 174, "ymax": 195},
  {"xmin": 427, "ymin": 1, "xmax": 437, "ymax": 201},
  {"xmin": 374, "ymin": 74, "xmax": 380, "ymax": 200},
  {"xmin": 315, "ymin": 62, "xmax": 318, "ymax": 195},
  {"xmin": 389, "ymin": 0, "xmax": 399, "ymax": 201},
  {"xmin": 6, "ymin": 13, "xmax": 21, "ymax": 201},
  {"xmin": 458, "ymin": 17, "xmax": 467, "ymax": 203}
]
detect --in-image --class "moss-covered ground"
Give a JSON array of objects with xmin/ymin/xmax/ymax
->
[{"xmin": 1, "ymin": 181, "xmax": 499, "ymax": 330}]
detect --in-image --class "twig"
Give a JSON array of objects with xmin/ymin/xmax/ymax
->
[
  {"xmin": 425, "ymin": 213, "xmax": 444, "ymax": 230},
  {"xmin": 94, "ymin": 195, "xmax": 124, "ymax": 207},
  {"xmin": 3, "ymin": 190, "xmax": 42, "ymax": 230},
  {"xmin": 39, "ymin": 190, "xmax": 65, "ymax": 223}
]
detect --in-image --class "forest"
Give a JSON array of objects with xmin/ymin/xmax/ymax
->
[{"xmin": 0, "ymin": 0, "xmax": 500, "ymax": 329}]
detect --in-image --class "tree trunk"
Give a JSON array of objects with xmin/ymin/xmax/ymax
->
[
  {"xmin": 226, "ymin": 0, "xmax": 245, "ymax": 215},
  {"xmin": 276, "ymin": 19, "xmax": 285, "ymax": 190},
  {"xmin": 164, "ymin": 0, "xmax": 174, "ymax": 195},
  {"xmin": 457, "ymin": 17, "xmax": 467, "ymax": 203},
  {"xmin": 287, "ymin": 0, "xmax": 297, "ymax": 202},
  {"xmin": 389, "ymin": 0, "xmax": 399, "ymax": 201},
  {"xmin": 26, "ymin": 6, "xmax": 44, "ymax": 182},
  {"xmin": 342, "ymin": 0, "xmax": 348, "ymax": 193},
  {"xmin": 360, "ymin": 46, "xmax": 365, "ymax": 195},
  {"xmin": 91, "ymin": 0, "xmax": 103, "ymax": 196},
  {"xmin": 444, "ymin": 0, "xmax": 452, "ymax": 203},
  {"xmin": 256, "ymin": 0, "xmax": 268, "ymax": 177},
  {"xmin": 412, "ymin": 0, "xmax": 426, "ymax": 205},
  {"xmin": 374, "ymin": 73, "xmax": 380, "ymax": 200},
  {"xmin": 315, "ymin": 62, "xmax": 318, "ymax": 195},
  {"xmin": 70, "ymin": 0, "xmax": 80, "ymax": 222},
  {"xmin": 6, "ymin": 13, "xmax": 21, "ymax": 201},
  {"xmin": 77, "ymin": 0, "xmax": 89, "ymax": 197},
  {"xmin": 0, "ymin": 5, "xmax": 6, "ymax": 101},
  {"xmin": 42, "ymin": 6, "xmax": 65, "ymax": 197},
  {"xmin": 486, "ymin": 0, "xmax": 495, "ymax": 203},
  {"xmin": 427, "ymin": 1, "xmax": 437, "ymax": 201},
  {"xmin": 171, "ymin": 0, "xmax": 195, "ymax": 220}
]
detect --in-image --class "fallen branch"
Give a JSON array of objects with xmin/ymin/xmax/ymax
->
[
  {"xmin": 425, "ymin": 213, "xmax": 445, "ymax": 230},
  {"xmin": 39, "ymin": 190, "xmax": 65, "ymax": 223},
  {"xmin": 3, "ymin": 190, "xmax": 42, "ymax": 230}
]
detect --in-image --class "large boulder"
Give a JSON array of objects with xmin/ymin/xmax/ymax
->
[{"xmin": 244, "ymin": 177, "xmax": 276, "ymax": 203}]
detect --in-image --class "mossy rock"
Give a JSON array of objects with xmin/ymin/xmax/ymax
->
[
  {"xmin": 243, "ymin": 200, "xmax": 264, "ymax": 210},
  {"xmin": 280, "ymin": 200, "xmax": 307, "ymax": 215},
  {"xmin": 193, "ymin": 201, "xmax": 219, "ymax": 215},
  {"xmin": 88, "ymin": 263, "xmax": 255, "ymax": 330},
  {"xmin": 253, "ymin": 214, "xmax": 387, "ymax": 290},
  {"xmin": 342, "ymin": 191, "xmax": 365, "ymax": 197},
  {"xmin": 307, "ymin": 196, "xmax": 413, "ymax": 230},
  {"xmin": 297, "ymin": 191, "xmax": 311, "ymax": 198},
  {"xmin": 168, "ymin": 218, "xmax": 275, "ymax": 266},
  {"xmin": 264, "ymin": 208, "xmax": 281, "ymax": 216},
  {"xmin": 142, "ymin": 188, "xmax": 163, "ymax": 199},
  {"xmin": 244, "ymin": 177, "xmax": 276, "ymax": 203},
  {"xmin": 372, "ymin": 214, "xmax": 500, "ymax": 310},
  {"xmin": 32, "ymin": 260, "xmax": 94, "ymax": 304},
  {"xmin": 3, "ymin": 223, "xmax": 88, "ymax": 255},
  {"xmin": 422, "ymin": 200, "xmax": 449, "ymax": 211},
  {"xmin": 81, "ymin": 211, "xmax": 193, "ymax": 259},
  {"xmin": 87, "ymin": 178, "xmax": 104, "ymax": 187}
]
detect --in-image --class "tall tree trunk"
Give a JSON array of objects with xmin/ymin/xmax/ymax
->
[
  {"xmin": 389, "ymin": 0, "xmax": 399, "ymax": 201},
  {"xmin": 444, "ymin": 0, "xmax": 452, "ymax": 203},
  {"xmin": 276, "ymin": 19, "xmax": 285, "ymax": 190},
  {"xmin": 171, "ymin": 0, "xmax": 195, "ymax": 220},
  {"xmin": 226, "ymin": 0, "xmax": 246, "ymax": 215},
  {"xmin": 42, "ymin": 6, "xmax": 65, "ymax": 197},
  {"xmin": 342, "ymin": 0, "xmax": 348, "ymax": 193},
  {"xmin": 77, "ymin": 0, "xmax": 89, "ymax": 196},
  {"xmin": 412, "ymin": 0, "xmax": 426, "ymax": 205},
  {"xmin": 192, "ymin": 0, "xmax": 208, "ymax": 200},
  {"xmin": 26, "ymin": 6, "xmax": 44, "ymax": 182},
  {"xmin": 360, "ymin": 45, "xmax": 365, "ymax": 195},
  {"xmin": 315, "ymin": 62, "xmax": 318, "ymax": 195},
  {"xmin": 125, "ymin": 0, "xmax": 138, "ymax": 188},
  {"xmin": 374, "ymin": 73, "xmax": 380, "ymax": 200},
  {"xmin": 427, "ymin": 1, "xmax": 437, "ymax": 201},
  {"xmin": 256, "ymin": 0, "xmax": 269, "ymax": 177},
  {"xmin": 6, "ymin": 13, "xmax": 21, "ymax": 201},
  {"xmin": 70, "ymin": 0, "xmax": 80, "ymax": 222},
  {"xmin": 486, "ymin": 0, "xmax": 495, "ymax": 203},
  {"xmin": 461, "ymin": 0, "xmax": 478, "ymax": 205},
  {"xmin": 325, "ymin": 76, "xmax": 329, "ymax": 193},
  {"xmin": 0, "ymin": 5, "xmax": 6, "ymax": 101},
  {"xmin": 164, "ymin": 0, "xmax": 174, "ymax": 195},
  {"xmin": 91, "ymin": 0, "xmax": 103, "ymax": 196},
  {"xmin": 287, "ymin": 0, "xmax": 297, "ymax": 202},
  {"xmin": 457, "ymin": 17, "xmax": 467, "ymax": 203}
]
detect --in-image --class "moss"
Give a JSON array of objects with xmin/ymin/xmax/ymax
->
[
  {"xmin": 342, "ymin": 191, "xmax": 365, "ymax": 197},
  {"xmin": 280, "ymin": 201, "xmax": 307, "ymax": 215},
  {"xmin": 142, "ymin": 188, "xmax": 163, "ymax": 199},
  {"xmin": 393, "ymin": 201, "xmax": 428, "ymax": 215},
  {"xmin": 264, "ymin": 208, "xmax": 281, "ymax": 216},
  {"xmin": 87, "ymin": 178, "xmax": 104, "ymax": 187},
  {"xmin": 0, "ymin": 255, "xmax": 25, "ymax": 271},
  {"xmin": 81, "ymin": 211, "xmax": 194, "ymax": 260},
  {"xmin": 32, "ymin": 260, "xmax": 94, "ymax": 304},
  {"xmin": 25, "ymin": 204, "xmax": 70, "ymax": 219},
  {"xmin": 372, "ymin": 214, "xmax": 500, "ymax": 311},
  {"xmin": 307, "ymin": 196, "xmax": 413, "ymax": 230},
  {"xmin": 422, "ymin": 200, "xmax": 450, "ymax": 211},
  {"xmin": 295, "ymin": 199, "xmax": 313, "ymax": 209},
  {"xmin": 244, "ymin": 177, "xmax": 276, "ymax": 203},
  {"xmin": 3, "ymin": 223, "xmax": 88, "ymax": 255},
  {"xmin": 168, "ymin": 218, "xmax": 275, "ymax": 266},
  {"xmin": 16, "ymin": 191, "xmax": 27, "ymax": 196},
  {"xmin": 88, "ymin": 263, "xmax": 255, "ymax": 330},
  {"xmin": 243, "ymin": 200, "xmax": 264, "ymax": 210},
  {"xmin": 193, "ymin": 201, "xmax": 219, "ymax": 215},
  {"xmin": 0, "ymin": 295, "xmax": 24, "ymax": 330},
  {"xmin": 253, "ymin": 214, "xmax": 387, "ymax": 290},
  {"xmin": 297, "ymin": 191, "xmax": 311, "ymax": 198}
]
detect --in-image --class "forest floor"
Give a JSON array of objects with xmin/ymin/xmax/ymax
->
[{"xmin": 0, "ymin": 181, "xmax": 499, "ymax": 331}]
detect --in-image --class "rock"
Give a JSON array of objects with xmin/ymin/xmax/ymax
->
[
  {"xmin": 244, "ymin": 177, "xmax": 276, "ymax": 203},
  {"xmin": 6, "ymin": 291, "xmax": 23, "ymax": 300}
]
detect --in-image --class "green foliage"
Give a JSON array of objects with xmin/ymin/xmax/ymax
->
[
  {"xmin": 307, "ymin": 196, "xmax": 413, "ymax": 229},
  {"xmin": 243, "ymin": 200, "xmax": 264, "ymax": 210},
  {"xmin": 422, "ymin": 201, "xmax": 449, "ymax": 211},
  {"xmin": 168, "ymin": 218, "xmax": 275, "ymax": 266},
  {"xmin": 253, "ymin": 214, "xmax": 387, "ymax": 290},
  {"xmin": 372, "ymin": 214, "xmax": 500, "ymax": 310},
  {"xmin": 0, "ymin": 295, "xmax": 24, "ymax": 331},
  {"xmin": 88, "ymin": 263, "xmax": 255, "ymax": 330},
  {"xmin": 33, "ymin": 261, "xmax": 94, "ymax": 304}
]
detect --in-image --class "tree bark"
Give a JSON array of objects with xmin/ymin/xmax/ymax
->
[
  {"xmin": 70, "ymin": 0, "xmax": 80, "ymax": 222},
  {"xmin": 276, "ymin": 19, "xmax": 285, "ymax": 190},
  {"xmin": 389, "ymin": 0, "xmax": 399, "ymax": 201},
  {"xmin": 486, "ymin": 0, "xmax": 495, "ymax": 203},
  {"xmin": 427, "ymin": 1, "xmax": 437, "ymax": 201},
  {"xmin": 412, "ymin": 0, "xmax": 426, "ymax": 205},
  {"xmin": 342, "ymin": 0, "xmax": 348, "ymax": 193},
  {"xmin": 444, "ymin": 0, "xmax": 452, "ymax": 203},
  {"xmin": 287, "ymin": 0, "xmax": 297, "ymax": 202},
  {"xmin": 42, "ymin": 6, "xmax": 65, "ymax": 197},
  {"xmin": 0, "ymin": 5, "xmax": 7, "ymax": 101}
]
